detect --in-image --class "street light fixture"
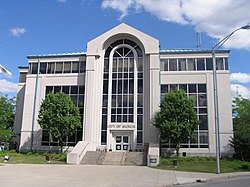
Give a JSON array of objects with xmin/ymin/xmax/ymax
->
[{"xmin": 212, "ymin": 24, "xmax": 250, "ymax": 174}]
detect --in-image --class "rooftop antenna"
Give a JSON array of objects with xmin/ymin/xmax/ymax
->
[{"xmin": 195, "ymin": 22, "xmax": 202, "ymax": 48}]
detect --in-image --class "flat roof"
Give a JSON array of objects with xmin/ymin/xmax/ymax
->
[
  {"xmin": 160, "ymin": 49, "xmax": 230, "ymax": 54},
  {"xmin": 27, "ymin": 52, "xmax": 86, "ymax": 59},
  {"xmin": 27, "ymin": 49, "xmax": 230, "ymax": 58}
]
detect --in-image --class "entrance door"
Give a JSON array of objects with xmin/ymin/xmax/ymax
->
[{"xmin": 115, "ymin": 135, "xmax": 129, "ymax": 151}]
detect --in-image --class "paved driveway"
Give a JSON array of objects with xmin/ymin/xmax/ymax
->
[{"xmin": 0, "ymin": 164, "xmax": 248, "ymax": 187}]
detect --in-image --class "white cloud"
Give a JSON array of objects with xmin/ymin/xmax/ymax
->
[
  {"xmin": 0, "ymin": 79, "xmax": 17, "ymax": 93},
  {"xmin": 101, "ymin": 0, "xmax": 250, "ymax": 50},
  {"xmin": 9, "ymin": 27, "xmax": 27, "ymax": 37},
  {"xmin": 230, "ymin": 72, "xmax": 250, "ymax": 99},
  {"xmin": 231, "ymin": 84, "xmax": 250, "ymax": 99},
  {"xmin": 101, "ymin": 0, "xmax": 135, "ymax": 20},
  {"xmin": 231, "ymin": 72, "xmax": 250, "ymax": 83}
]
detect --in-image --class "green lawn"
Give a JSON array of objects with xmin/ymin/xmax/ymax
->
[
  {"xmin": 0, "ymin": 151, "xmax": 66, "ymax": 164},
  {"xmin": 154, "ymin": 157, "xmax": 250, "ymax": 173}
]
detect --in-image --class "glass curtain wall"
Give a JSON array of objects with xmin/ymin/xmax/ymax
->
[
  {"xmin": 101, "ymin": 39, "xmax": 143, "ymax": 147},
  {"xmin": 160, "ymin": 84, "xmax": 209, "ymax": 148}
]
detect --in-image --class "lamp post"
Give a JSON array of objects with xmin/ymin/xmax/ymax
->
[{"xmin": 212, "ymin": 24, "xmax": 250, "ymax": 174}]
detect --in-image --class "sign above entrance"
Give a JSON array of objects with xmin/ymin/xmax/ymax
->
[{"xmin": 107, "ymin": 124, "xmax": 136, "ymax": 129}]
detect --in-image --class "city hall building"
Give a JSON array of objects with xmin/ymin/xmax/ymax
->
[{"xmin": 14, "ymin": 23, "xmax": 233, "ymax": 157}]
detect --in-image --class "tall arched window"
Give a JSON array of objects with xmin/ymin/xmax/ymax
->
[{"xmin": 101, "ymin": 39, "xmax": 143, "ymax": 147}]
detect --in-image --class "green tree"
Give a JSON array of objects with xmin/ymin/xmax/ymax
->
[
  {"xmin": 153, "ymin": 90, "xmax": 199, "ymax": 157},
  {"xmin": 231, "ymin": 97, "xmax": 250, "ymax": 161},
  {"xmin": 0, "ymin": 93, "xmax": 16, "ymax": 149},
  {"xmin": 38, "ymin": 92, "xmax": 81, "ymax": 153}
]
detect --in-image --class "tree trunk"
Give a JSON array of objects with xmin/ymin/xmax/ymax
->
[
  {"xmin": 241, "ymin": 151, "xmax": 245, "ymax": 161},
  {"xmin": 176, "ymin": 142, "xmax": 180, "ymax": 158},
  {"xmin": 59, "ymin": 141, "xmax": 63, "ymax": 153}
]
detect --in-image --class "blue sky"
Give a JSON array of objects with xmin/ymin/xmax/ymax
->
[{"xmin": 1, "ymin": 0, "xmax": 250, "ymax": 98}]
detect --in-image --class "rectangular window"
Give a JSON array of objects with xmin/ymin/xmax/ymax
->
[
  {"xmin": 118, "ymin": 59, "xmax": 123, "ymax": 72},
  {"xmin": 70, "ymin": 95, "xmax": 77, "ymax": 105},
  {"xmin": 137, "ymin": 95, "xmax": 143, "ymax": 107},
  {"xmin": 31, "ymin": 63, "xmax": 38, "ymax": 74},
  {"xmin": 137, "ymin": 58, "xmax": 143, "ymax": 71},
  {"xmin": 47, "ymin": 62, "xmax": 55, "ymax": 74},
  {"xmin": 123, "ymin": 58, "xmax": 128, "ymax": 72},
  {"xmin": 101, "ymin": 131, "xmax": 107, "ymax": 145},
  {"xmin": 19, "ymin": 72, "xmax": 27, "ymax": 83},
  {"xmin": 187, "ymin": 59, "xmax": 196, "ymax": 71},
  {"xmin": 129, "ymin": 95, "xmax": 134, "ymax": 107},
  {"xmin": 216, "ymin": 58, "xmax": 224, "ymax": 70},
  {"xmin": 40, "ymin": 62, "xmax": 47, "ymax": 74},
  {"xmin": 169, "ymin": 59, "xmax": 177, "ymax": 71},
  {"xmin": 63, "ymin": 62, "xmax": 71, "ymax": 73},
  {"xmin": 129, "ymin": 80, "xmax": 134, "ymax": 94},
  {"xmin": 79, "ymin": 86, "xmax": 84, "ymax": 94},
  {"xmin": 198, "ymin": 94, "xmax": 207, "ymax": 107},
  {"xmin": 160, "ymin": 83, "xmax": 208, "ymax": 149},
  {"xmin": 138, "ymin": 79, "xmax": 143, "ymax": 93},
  {"xmin": 62, "ymin": 86, "xmax": 70, "ymax": 94},
  {"xmin": 179, "ymin": 84, "xmax": 187, "ymax": 92},
  {"xmin": 224, "ymin": 58, "xmax": 229, "ymax": 70},
  {"xmin": 43, "ymin": 85, "xmax": 85, "ymax": 146},
  {"xmin": 206, "ymin": 58, "xmax": 213, "ymax": 70},
  {"xmin": 197, "ymin": 58, "xmax": 205, "ymax": 70},
  {"xmin": 199, "ymin": 132, "xmax": 208, "ymax": 144},
  {"xmin": 80, "ymin": 60, "xmax": 86, "ymax": 73},
  {"xmin": 113, "ymin": 58, "xmax": 117, "ymax": 72},
  {"xmin": 123, "ymin": 95, "xmax": 128, "ymax": 107},
  {"xmin": 170, "ymin": 84, "xmax": 178, "ymax": 91},
  {"xmin": 188, "ymin": 84, "xmax": 197, "ymax": 93},
  {"xmin": 46, "ymin": 86, "xmax": 53, "ymax": 94},
  {"xmin": 160, "ymin": 59, "xmax": 168, "ymax": 71},
  {"xmin": 161, "ymin": 85, "xmax": 169, "ymax": 93},
  {"xmin": 72, "ymin": 61, "xmax": 79, "ymax": 73},
  {"xmin": 102, "ymin": 115, "xmax": 107, "ymax": 129},
  {"xmin": 104, "ymin": 59, "xmax": 109, "ymax": 72},
  {"xmin": 178, "ymin": 59, "xmax": 186, "ymax": 71},
  {"xmin": 55, "ymin": 62, "xmax": 63, "ymax": 74},
  {"xmin": 71, "ymin": 86, "xmax": 78, "ymax": 94},
  {"xmin": 123, "ymin": 80, "xmax": 128, "ymax": 93},
  {"xmin": 137, "ymin": 115, "xmax": 143, "ymax": 130},
  {"xmin": 111, "ymin": 108, "xmax": 116, "ymax": 114},
  {"xmin": 199, "ymin": 115, "xmax": 208, "ymax": 130},
  {"xmin": 78, "ymin": 95, "xmax": 84, "ymax": 107},
  {"xmin": 103, "ymin": 95, "xmax": 109, "ymax": 107},
  {"xmin": 103, "ymin": 80, "xmax": 108, "ymax": 94},
  {"xmin": 198, "ymin": 84, "xmax": 206, "ymax": 93},
  {"xmin": 54, "ymin": 86, "xmax": 61, "ymax": 93},
  {"xmin": 137, "ymin": 132, "xmax": 143, "ymax": 144}
]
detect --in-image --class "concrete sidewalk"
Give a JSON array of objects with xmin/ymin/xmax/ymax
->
[{"xmin": 0, "ymin": 164, "xmax": 249, "ymax": 187}]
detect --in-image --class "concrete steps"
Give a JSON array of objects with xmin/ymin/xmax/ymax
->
[
  {"xmin": 80, "ymin": 151, "xmax": 106, "ymax": 165},
  {"xmin": 81, "ymin": 151, "xmax": 147, "ymax": 166},
  {"xmin": 124, "ymin": 152, "xmax": 147, "ymax": 166},
  {"xmin": 102, "ymin": 152, "xmax": 126, "ymax": 165}
]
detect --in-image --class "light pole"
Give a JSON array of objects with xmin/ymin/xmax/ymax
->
[{"xmin": 212, "ymin": 24, "xmax": 250, "ymax": 174}]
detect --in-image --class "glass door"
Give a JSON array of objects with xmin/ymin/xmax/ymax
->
[{"xmin": 115, "ymin": 135, "xmax": 129, "ymax": 151}]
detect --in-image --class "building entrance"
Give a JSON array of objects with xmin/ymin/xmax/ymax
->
[{"xmin": 115, "ymin": 135, "xmax": 129, "ymax": 151}]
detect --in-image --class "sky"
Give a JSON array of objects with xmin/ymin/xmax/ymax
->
[{"xmin": 1, "ymin": 0, "xmax": 250, "ymax": 99}]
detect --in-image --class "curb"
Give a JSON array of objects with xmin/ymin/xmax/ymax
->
[
  {"xmin": 208, "ymin": 172, "xmax": 250, "ymax": 183},
  {"xmin": 173, "ymin": 178, "xmax": 207, "ymax": 185},
  {"xmin": 173, "ymin": 172, "xmax": 250, "ymax": 186}
]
